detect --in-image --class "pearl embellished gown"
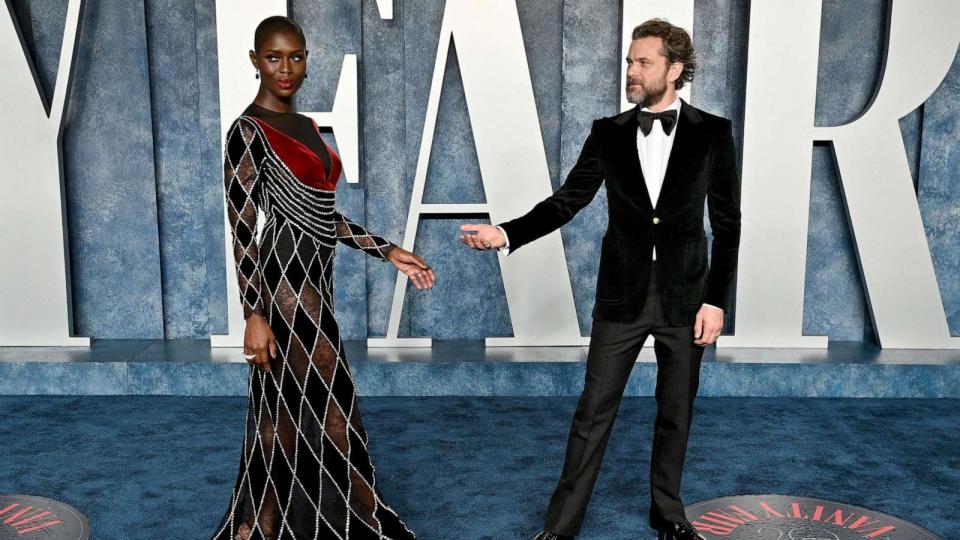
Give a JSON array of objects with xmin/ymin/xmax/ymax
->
[{"xmin": 211, "ymin": 104, "xmax": 416, "ymax": 540}]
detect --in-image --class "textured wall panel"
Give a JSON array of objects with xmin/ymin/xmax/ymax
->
[
  {"xmin": 9, "ymin": 0, "xmax": 67, "ymax": 104},
  {"xmin": 145, "ymin": 0, "xmax": 208, "ymax": 338},
  {"xmin": 62, "ymin": 0, "xmax": 165, "ymax": 338},
  {"xmin": 196, "ymin": 0, "xmax": 229, "ymax": 337},
  {"xmin": 919, "ymin": 47, "xmax": 960, "ymax": 336}
]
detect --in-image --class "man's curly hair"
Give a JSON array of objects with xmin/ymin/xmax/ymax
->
[{"xmin": 632, "ymin": 19, "xmax": 697, "ymax": 90}]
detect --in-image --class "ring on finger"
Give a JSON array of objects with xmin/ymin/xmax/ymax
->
[{"xmin": 242, "ymin": 353, "xmax": 256, "ymax": 361}]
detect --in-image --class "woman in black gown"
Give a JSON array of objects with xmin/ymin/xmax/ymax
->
[{"xmin": 212, "ymin": 16, "xmax": 431, "ymax": 540}]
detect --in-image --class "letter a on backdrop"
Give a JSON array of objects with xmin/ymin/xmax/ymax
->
[{"xmin": 369, "ymin": 0, "xmax": 585, "ymax": 347}]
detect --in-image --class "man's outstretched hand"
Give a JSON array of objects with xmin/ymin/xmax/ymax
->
[{"xmin": 459, "ymin": 224, "xmax": 506, "ymax": 251}]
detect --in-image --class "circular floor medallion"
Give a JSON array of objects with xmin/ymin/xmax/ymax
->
[
  {"xmin": 685, "ymin": 494, "xmax": 940, "ymax": 540},
  {"xmin": 0, "ymin": 495, "xmax": 89, "ymax": 540}
]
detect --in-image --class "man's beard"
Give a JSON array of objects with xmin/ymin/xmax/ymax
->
[{"xmin": 626, "ymin": 77, "xmax": 668, "ymax": 108}]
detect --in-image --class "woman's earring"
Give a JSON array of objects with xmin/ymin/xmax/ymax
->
[{"xmin": 255, "ymin": 69, "xmax": 260, "ymax": 79}]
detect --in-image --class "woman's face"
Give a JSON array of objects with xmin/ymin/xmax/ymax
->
[{"xmin": 249, "ymin": 30, "xmax": 308, "ymax": 99}]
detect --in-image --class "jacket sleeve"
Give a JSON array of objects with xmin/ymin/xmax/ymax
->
[
  {"xmin": 704, "ymin": 119, "xmax": 742, "ymax": 311},
  {"xmin": 223, "ymin": 118, "xmax": 266, "ymax": 320},
  {"xmin": 331, "ymin": 211, "xmax": 396, "ymax": 260},
  {"xmin": 497, "ymin": 121, "xmax": 605, "ymax": 253}
]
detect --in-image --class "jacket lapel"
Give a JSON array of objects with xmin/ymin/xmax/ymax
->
[
  {"xmin": 611, "ymin": 106, "xmax": 654, "ymax": 212},
  {"xmin": 656, "ymin": 100, "xmax": 704, "ymax": 209}
]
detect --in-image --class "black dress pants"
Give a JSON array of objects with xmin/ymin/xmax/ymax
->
[{"xmin": 543, "ymin": 267, "xmax": 705, "ymax": 536}]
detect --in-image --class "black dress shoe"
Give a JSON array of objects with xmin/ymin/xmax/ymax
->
[
  {"xmin": 655, "ymin": 520, "xmax": 706, "ymax": 540},
  {"xmin": 532, "ymin": 530, "xmax": 574, "ymax": 540}
]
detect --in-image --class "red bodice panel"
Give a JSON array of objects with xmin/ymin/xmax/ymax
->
[{"xmin": 249, "ymin": 116, "xmax": 342, "ymax": 191}]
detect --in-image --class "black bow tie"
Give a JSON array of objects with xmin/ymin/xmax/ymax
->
[{"xmin": 637, "ymin": 109, "xmax": 678, "ymax": 136}]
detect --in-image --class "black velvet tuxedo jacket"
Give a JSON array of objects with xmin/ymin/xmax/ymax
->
[{"xmin": 499, "ymin": 101, "xmax": 741, "ymax": 326}]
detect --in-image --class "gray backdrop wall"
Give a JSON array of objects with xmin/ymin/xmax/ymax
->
[{"xmin": 10, "ymin": 0, "xmax": 959, "ymax": 342}]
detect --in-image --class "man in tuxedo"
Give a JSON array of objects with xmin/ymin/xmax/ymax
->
[{"xmin": 459, "ymin": 19, "xmax": 740, "ymax": 540}]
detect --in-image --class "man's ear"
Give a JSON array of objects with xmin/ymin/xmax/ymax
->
[{"xmin": 667, "ymin": 62, "xmax": 683, "ymax": 84}]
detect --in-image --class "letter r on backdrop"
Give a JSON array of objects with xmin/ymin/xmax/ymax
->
[{"xmin": 726, "ymin": 0, "xmax": 960, "ymax": 349}]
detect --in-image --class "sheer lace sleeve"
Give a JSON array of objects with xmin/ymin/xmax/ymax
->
[
  {"xmin": 224, "ymin": 118, "xmax": 266, "ymax": 319},
  {"xmin": 332, "ymin": 211, "xmax": 396, "ymax": 260}
]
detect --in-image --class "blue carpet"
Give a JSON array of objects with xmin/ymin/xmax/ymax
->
[{"xmin": 1, "ymin": 396, "xmax": 957, "ymax": 539}]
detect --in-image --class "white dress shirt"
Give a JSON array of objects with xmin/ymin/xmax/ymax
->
[{"xmin": 637, "ymin": 96, "xmax": 682, "ymax": 260}]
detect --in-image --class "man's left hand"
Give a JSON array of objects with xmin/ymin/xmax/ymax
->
[{"xmin": 693, "ymin": 305, "xmax": 724, "ymax": 346}]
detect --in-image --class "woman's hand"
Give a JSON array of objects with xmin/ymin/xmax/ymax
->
[
  {"xmin": 244, "ymin": 313, "xmax": 277, "ymax": 370},
  {"xmin": 387, "ymin": 247, "xmax": 436, "ymax": 290}
]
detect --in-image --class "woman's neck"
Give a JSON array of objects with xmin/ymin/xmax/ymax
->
[{"xmin": 253, "ymin": 91, "xmax": 295, "ymax": 113}]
